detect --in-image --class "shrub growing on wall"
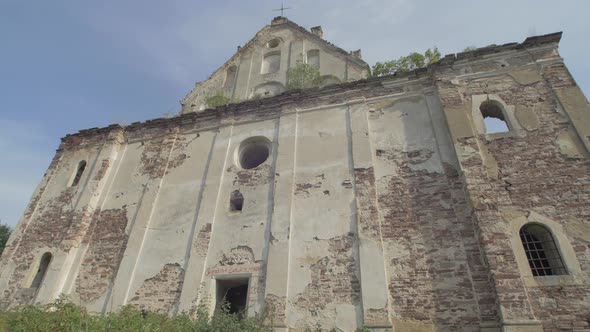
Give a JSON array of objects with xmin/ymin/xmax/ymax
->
[
  {"xmin": 286, "ymin": 63, "xmax": 323, "ymax": 90},
  {"xmin": 372, "ymin": 47, "xmax": 441, "ymax": 76},
  {"xmin": 205, "ymin": 91, "xmax": 231, "ymax": 108}
]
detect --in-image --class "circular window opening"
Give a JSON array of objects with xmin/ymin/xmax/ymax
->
[
  {"xmin": 267, "ymin": 38, "xmax": 280, "ymax": 48},
  {"xmin": 237, "ymin": 137, "xmax": 271, "ymax": 169}
]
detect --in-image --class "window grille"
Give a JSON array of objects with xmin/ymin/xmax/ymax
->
[{"xmin": 519, "ymin": 224, "xmax": 566, "ymax": 276}]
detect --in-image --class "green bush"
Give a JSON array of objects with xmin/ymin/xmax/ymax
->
[
  {"xmin": 371, "ymin": 47, "xmax": 441, "ymax": 77},
  {"xmin": 286, "ymin": 63, "xmax": 323, "ymax": 90},
  {"xmin": 0, "ymin": 223, "xmax": 12, "ymax": 256},
  {"xmin": 0, "ymin": 296, "xmax": 272, "ymax": 332},
  {"xmin": 205, "ymin": 92, "xmax": 231, "ymax": 108}
]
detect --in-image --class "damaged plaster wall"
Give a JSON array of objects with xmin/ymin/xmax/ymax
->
[{"xmin": 1, "ymin": 30, "xmax": 589, "ymax": 332}]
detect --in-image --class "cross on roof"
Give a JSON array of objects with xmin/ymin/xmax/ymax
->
[{"xmin": 273, "ymin": 3, "xmax": 292, "ymax": 17}]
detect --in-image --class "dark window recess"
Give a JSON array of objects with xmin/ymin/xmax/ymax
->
[
  {"xmin": 480, "ymin": 100, "xmax": 509, "ymax": 133},
  {"xmin": 30, "ymin": 252, "xmax": 52, "ymax": 288},
  {"xmin": 230, "ymin": 190, "xmax": 244, "ymax": 212},
  {"xmin": 520, "ymin": 224, "xmax": 567, "ymax": 276},
  {"xmin": 216, "ymin": 278, "xmax": 249, "ymax": 317},
  {"xmin": 71, "ymin": 160, "xmax": 87, "ymax": 186},
  {"xmin": 238, "ymin": 137, "xmax": 271, "ymax": 169}
]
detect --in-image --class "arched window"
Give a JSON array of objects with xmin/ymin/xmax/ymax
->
[
  {"xmin": 519, "ymin": 224, "xmax": 566, "ymax": 276},
  {"xmin": 30, "ymin": 252, "xmax": 52, "ymax": 289},
  {"xmin": 70, "ymin": 160, "xmax": 87, "ymax": 187},
  {"xmin": 261, "ymin": 52, "xmax": 280, "ymax": 74},
  {"xmin": 480, "ymin": 100, "xmax": 509, "ymax": 133},
  {"xmin": 307, "ymin": 49, "xmax": 320, "ymax": 69}
]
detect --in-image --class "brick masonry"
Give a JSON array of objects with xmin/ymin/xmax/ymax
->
[{"xmin": 0, "ymin": 31, "xmax": 588, "ymax": 332}]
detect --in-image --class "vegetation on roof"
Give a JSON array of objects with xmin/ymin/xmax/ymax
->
[
  {"xmin": 371, "ymin": 47, "xmax": 441, "ymax": 77},
  {"xmin": 205, "ymin": 91, "xmax": 231, "ymax": 108},
  {"xmin": 286, "ymin": 63, "xmax": 324, "ymax": 90}
]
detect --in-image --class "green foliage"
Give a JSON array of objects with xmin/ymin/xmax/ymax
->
[
  {"xmin": 371, "ymin": 47, "xmax": 441, "ymax": 77},
  {"xmin": 0, "ymin": 296, "xmax": 272, "ymax": 332},
  {"xmin": 463, "ymin": 46, "xmax": 478, "ymax": 52},
  {"xmin": 287, "ymin": 63, "xmax": 323, "ymax": 90},
  {"xmin": 0, "ymin": 223, "xmax": 11, "ymax": 256},
  {"xmin": 205, "ymin": 91, "xmax": 230, "ymax": 108}
]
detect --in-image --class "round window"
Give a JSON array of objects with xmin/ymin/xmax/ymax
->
[
  {"xmin": 237, "ymin": 137, "xmax": 271, "ymax": 169},
  {"xmin": 267, "ymin": 38, "xmax": 280, "ymax": 48}
]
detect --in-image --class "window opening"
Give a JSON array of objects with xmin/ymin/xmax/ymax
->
[
  {"xmin": 237, "ymin": 137, "xmax": 271, "ymax": 169},
  {"xmin": 266, "ymin": 38, "xmax": 280, "ymax": 48},
  {"xmin": 261, "ymin": 53, "xmax": 280, "ymax": 74},
  {"xmin": 71, "ymin": 160, "xmax": 87, "ymax": 187},
  {"xmin": 307, "ymin": 49, "xmax": 320, "ymax": 69},
  {"xmin": 30, "ymin": 252, "xmax": 52, "ymax": 289},
  {"xmin": 230, "ymin": 190, "xmax": 244, "ymax": 212},
  {"xmin": 480, "ymin": 100, "xmax": 509, "ymax": 133},
  {"xmin": 520, "ymin": 224, "xmax": 567, "ymax": 276},
  {"xmin": 216, "ymin": 278, "xmax": 249, "ymax": 317}
]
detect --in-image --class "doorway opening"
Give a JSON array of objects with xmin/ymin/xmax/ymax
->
[{"xmin": 216, "ymin": 277, "xmax": 249, "ymax": 317}]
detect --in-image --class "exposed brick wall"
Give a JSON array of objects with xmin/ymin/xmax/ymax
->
[
  {"xmin": 437, "ymin": 61, "xmax": 590, "ymax": 329},
  {"xmin": 2, "ymin": 32, "xmax": 587, "ymax": 331},
  {"xmin": 353, "ymin": 167, "xmax": 380, "ymax": 245},
  {"xmin": 293, "ymin": 234, "xmax": 361, "ymax": 314},
  {"xmin": 94, "ymin": 159, "xmax": 110, "ymax": 181},
  {"xmin": 194, "ymin": 223, "xmax": 212, "ymax": 257},
  {"xmin": 263, "ymin": 294, "xmax": 286, "ymax": 325},
  {"xmin": 128, "ymin": 263, "xmax": 184, "ymax": 314},
  {"xmin": 227, "ymin": 164, "xmax": 273, "ymax": 187},
  {"xmin": 2, "ymin": 188, "xmax": 81, "ymax": 307},
  {"xmin": 138, "ymin": 132, "xmax": 188, "ymax": 179},
  {"xmin": 372, "ymin": 146, "xmax": 489, "ymax": 330},
  {"xmin": 76, "ymin": 207, "xmax": 129, "ymax": 304}
]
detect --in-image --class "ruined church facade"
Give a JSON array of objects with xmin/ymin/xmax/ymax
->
[{"xmin": 1, "ymin": 17, "xmax": 589, "ymax": 331}]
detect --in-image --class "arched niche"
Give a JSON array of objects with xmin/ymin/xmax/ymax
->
[
  {"xmin": 224, "ymin": 65, "xmax": 238, "ymax": 91},
  {"xmin": 307, "ymin": 49, "xmax": 320, "ymax": 69},
  {"xmin": 251, "ymin": 82, "xmax": 285, "ymax": 99},
  {"xmin": 29, "ymin": 252, "xmax": 52, "ymax": 289},
  {"xmin": 261, "ymin": 52, "xmax": 281, "ymax": 74}
]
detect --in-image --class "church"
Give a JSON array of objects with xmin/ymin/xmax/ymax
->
[{"xmin": 0, "ymin": 16, "xmax": 589, "ymax": 331}]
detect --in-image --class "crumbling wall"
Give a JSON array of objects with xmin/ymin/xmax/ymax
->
[
  {"xmin": 437, "ymin": 48, "xmax": 590, "ymax": 330},
  {"xmin": 76, "ymin": 207, "xmax": 128, "ymax": 304},
  {"xmin": 367, "ymin": 96, "xmax": 489, "ymax": 331},
  {"xmin": 1, "ymin": 189, "xmax": 79, "ymax": 307},
  {"xmin": 2, "ymin": 31, "xmax": 587, "ymax": 332},
  {"xmin": 128, "ymin": 263, "xmax": 184, "ymax": 314}
]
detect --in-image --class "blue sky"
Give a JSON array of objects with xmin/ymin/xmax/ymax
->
[{"xmin": 1, "ymin": 0, "xmax": 589, "ymax": 227}]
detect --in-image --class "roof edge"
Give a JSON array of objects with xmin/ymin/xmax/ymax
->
[{"xmin": 64, "ymin": 31, "xmax": 564, "ymax": 142}]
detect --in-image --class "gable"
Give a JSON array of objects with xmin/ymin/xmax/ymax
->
[{"xmin": 179, "ymin": 17, "xmax": 370, "ymax": 114}]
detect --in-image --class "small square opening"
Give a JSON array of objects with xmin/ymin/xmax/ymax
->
[
  {"xmin": 216, "ymin": 277, "xmax": 249, "ymax": 317},
  {"xmin": 230, "ymin": 190, "xmax": 244, "ymax": 212}
]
